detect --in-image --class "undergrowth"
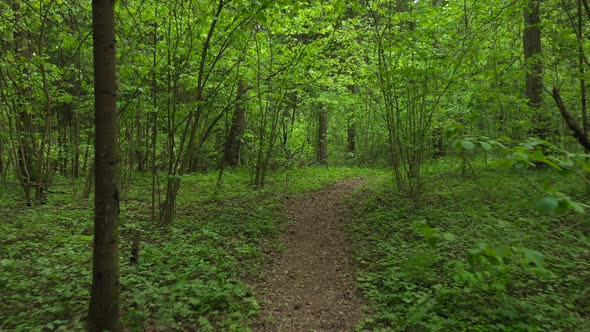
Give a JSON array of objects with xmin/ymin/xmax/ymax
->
[
  {"xmin": 348, "ymin": 160, "xmax": 590, "ymax": 331},
  {"xmin": 0, "ymin": 166, "xmax": 379, "ymax": 331}
]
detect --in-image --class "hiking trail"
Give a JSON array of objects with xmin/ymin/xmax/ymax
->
[{"xmin": 254, "ymin": 178, "xmax": 365, "ymax": 331}]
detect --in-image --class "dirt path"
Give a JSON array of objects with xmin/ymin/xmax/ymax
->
[{"xmin": 254, "ymin": 179, "xmax": 365, "ymax": 331}]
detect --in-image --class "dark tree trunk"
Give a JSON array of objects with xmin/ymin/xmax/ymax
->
[
  {"xmin": 87, "ymin": 0, "xmax": 121, "ymax": 331},
  {"xmin": 223, "ymin": 80, "xmax": 247, "ymax": 167},
  {"xmin": 346, "ymin": 85, "xmax": 356, "ymax": 158},
  {"xmin": 551, "ymin": 88, "xmax": 590, "ymax": 151},
  {"xmin": 281, "ymin": 92, "xmax": 298, "ymax": 161},
  {"xmin": 317, "ymin": 105, "xmax": 328, "ymax": 165},
  {"xmin": 71, "ymin": 65, "xmax": 82, "ymax": 178},
  {"xmin": 523, "ymin": 0, "xmax": 546, "ymax": 138},
  {"xmin": 136, "ymin": 111, "xmax": 145, "ymax": 172},
  {"xmin": 17, "ymin": 102, "xmax": 35, "ymax": 206},
  {"xmin": 347, "ymin": 121, "xmax": 356, "ymax": 155},
  {"xmin": 160, "ymin": 177, "xmax": 180, "ymax": 225}
]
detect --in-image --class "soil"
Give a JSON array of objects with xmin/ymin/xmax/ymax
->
[{"xmin": 253, "ymin": 178, "xmax": 365, "ymax": 331}]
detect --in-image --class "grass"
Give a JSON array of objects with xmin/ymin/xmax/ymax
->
[
  {"xmin": 348, "ymin": 158, "xmax": 590, "ymax": 331},
  {"xmin": 0, "ymin": 166, "xmax": 380, "ymax": 331}
]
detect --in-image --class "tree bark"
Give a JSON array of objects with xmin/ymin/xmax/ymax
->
[
  {"xmin": 523, "ymin": 0, "xmax": 547, "ymax": 138},
  {"xmin": 579, "ymin": 0, "xmax": 589, "ymax": 138},
  {"xmin": 87, "ymin": 0, "xmax": 121, "ymax": 330},
  {"xmin": 223, "ymin": 80, "xmax": 247, "ymax": 167},
  {"xmin": 347, "ymin": 121, "xmax": 356, "ymax": 155}
]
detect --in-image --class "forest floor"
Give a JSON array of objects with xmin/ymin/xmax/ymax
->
[
  {"xmin": 253, "ymin": 178, "xmax": 365, "ymax": 331},
  {"xmin": 1, "ymin": 163, "xmax": 589, "ymax": 331}
]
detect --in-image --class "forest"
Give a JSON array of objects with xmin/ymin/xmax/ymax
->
[{"xmin": 0, "ymin": 0, "xmax": 589, "ymax": 331}]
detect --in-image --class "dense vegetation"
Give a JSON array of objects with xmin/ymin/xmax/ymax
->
[
  {"xmin": 0, "ymin": 167, "xmax": 379, "ymax": 330},
  {"xmin": 350, "ymin": 161, "xmax": 590, "ymax": 331},
  {"xmin": 0, "ymin": 0, "xmax": 589, "ymax": 331}
]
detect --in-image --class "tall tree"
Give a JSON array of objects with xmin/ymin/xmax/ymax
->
[
  {"xmin": 578, "ymin": 0, "xmax": 589, "ymax": 139},
  {"xmin": 523, "ymin": 0, "xmax": 545, "ymax": 138},
  {"xmin": 87, "ymin": 0, "xmax": 121, "ymax": 330},
  {"xmin": 224, "ymin": 79, "xmax": 248, "ymax": 167},
  {"xmin": 347, "ymin": 85, "xmax": 357, "ymax": 157}
]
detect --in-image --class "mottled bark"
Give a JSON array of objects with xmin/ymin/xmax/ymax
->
[{"xmin": 87, "ymin": 0, "xmax": 121, "ymax": 330}]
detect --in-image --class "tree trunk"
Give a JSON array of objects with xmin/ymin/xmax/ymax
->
[
  {"xmin": 223, "ymin": 80, "xmax": 247, "ymax": 167},
  {"xmin": 551, "ymin": 88, "xmax": 590, "ymax": 151},
  {"xmin": 317, "ymin": 105, "xmax": 328, "ymax": 165},
  {"xmin": 347, "ymin": 121, "xmax": 356, "ymax": 155},
  {"xmin": 346, "ymin": 85, "xmax": 356, "ymax": 158},
  {"xmin": 523, "ymin": 0, "xmax": 546, "ymax": 138},
  {"xmin": 136, "ymin": 111, "xmax": 145, "ymax": 172},
  {"xmin": 11, "ymin": 0, "xmax": 38, "ymax": 206},
  {"xmin": 83, "ymin": 162, "xmax": 94, "ymax": 200},
  {"xmin": 579, "ymin": 0, "xmax": 589, "ymax": 138},
  {"xmin": 87, "ymin": 0, "xmax": 121, "ymax": 330},
  {"xmin": 160, "ymin": 177, "xmax": 181, "ymax": 225}
]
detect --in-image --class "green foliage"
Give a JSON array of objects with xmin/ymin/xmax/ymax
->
[
  {"xmin": 0, "ymin": 167, "xmax": 372, "ymax": 330},
  {"xmin": 349, "ymin": 162, "xmax": 590, "ymax": 331}
]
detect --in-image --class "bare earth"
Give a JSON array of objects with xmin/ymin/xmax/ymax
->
[{"xmin": 254, "ymin": 179, "xmax": 365, "ymax": 331}]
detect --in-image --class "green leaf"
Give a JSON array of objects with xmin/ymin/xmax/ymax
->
[
  {"xmin": 480, "ymin": 141, "xmax": 492, "ymax": 151},
  {"xmin": 442, "ymin": 232, "xmax": 456, "ymax": 241},
  {"xmin": 461, "ymin": 140, "xmax": 475, "ymax": 150},
  {"xmin": 521, "ymin": 248, "xmax": 544, "ymax": 266},
  {"xmin": 541, "ymin": 158, "xmax": 563, "ymax": 171},
  {"xmin": 0, "ymin": 259, "xmax": 13, "ymax": 267},
  {"xmin": 570, "ymin": 201, "xmax": 587, "ymax": 213},
  {"xmin": 557, "ymin": 159, "xmax": 575, "ymax": 168},
  {"xmin": 536, "ymin": 197, "xmax": 559, "ymax": 214},
  {"xmin": 488, "ymin": 140, "xmax": 507, "ymax": 149},
  {"xmin": 445, "ymin": 124, "xmax": 463, "ymax": 138}
]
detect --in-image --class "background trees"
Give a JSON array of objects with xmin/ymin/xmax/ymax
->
[{"xmin": 0, "ymin": 0, "xmax": 588, "ymax": 210}]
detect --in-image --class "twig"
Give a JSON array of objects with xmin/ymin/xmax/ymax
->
[{"xmin": 439, "ymin": 173, "xmax": 478, "ymax": 236}]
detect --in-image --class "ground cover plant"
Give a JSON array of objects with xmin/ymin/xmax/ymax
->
[
  {"xmin": 349, "ymin": 159, "xmax": 590, "ymax": 331},
  {"xmin": 0, "ymin": 167, "xmax": 380, "ymax": 330}
]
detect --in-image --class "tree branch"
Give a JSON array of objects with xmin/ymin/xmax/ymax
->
[{"xmin": 551, "ymin": 87, "xmax": 590, "ymax": 151}]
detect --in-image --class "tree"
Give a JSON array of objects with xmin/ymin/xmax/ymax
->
[
  {"xmin": 524, "ymin": 0, "xmax": 546, "ymax": 138},
  {"xmin": 87, "ymin": 0, "xmax": 121, "ymax": 330},
  {"xmin": 317, "ymin": 104, "xmax": 328, "ymax": 165},
  {"xmin": 224, "ymin": 79, "xmax": 248, "ymax": 167}
]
